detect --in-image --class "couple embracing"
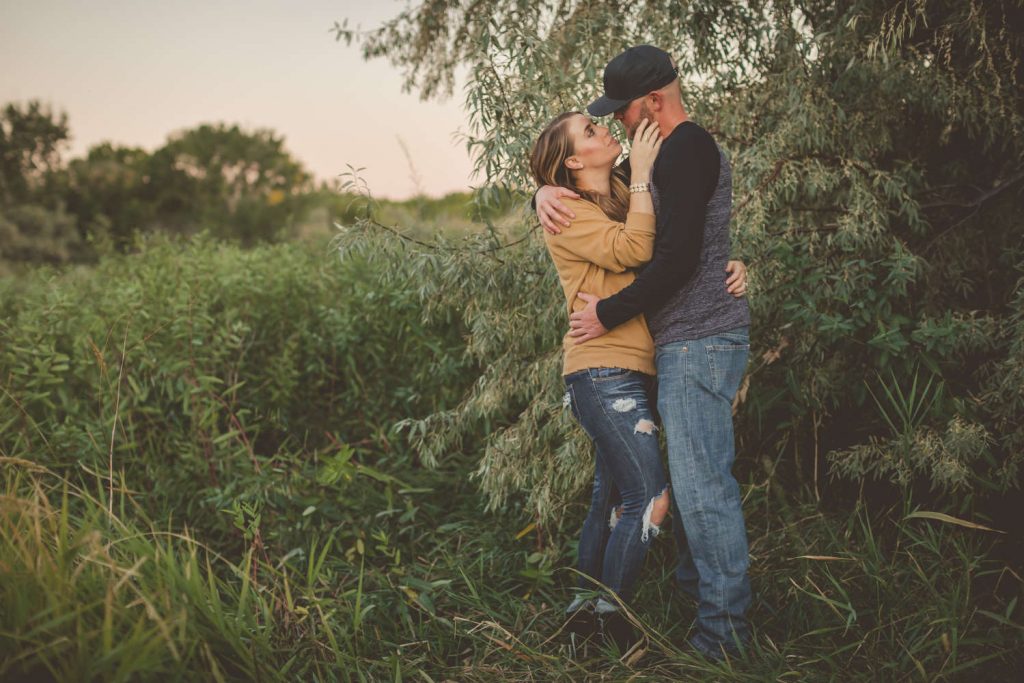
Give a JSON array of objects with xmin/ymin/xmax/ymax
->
[{"xmin": 530, "ymin": 45, "xmax": 752, "ymax": 661}]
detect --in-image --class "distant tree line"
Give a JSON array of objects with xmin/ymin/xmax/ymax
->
[
  {"xmin": 0, "ymin": 101, "xmax": 319, "ymax": 263},
  {"xmin": 0, "ymin": 101, "xmax": 507, "ymax": 267}
]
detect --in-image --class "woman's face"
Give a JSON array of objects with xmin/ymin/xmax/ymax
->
[{"xmin": 565, "ymin": 114, "xmax": 621, "ymax": 172}]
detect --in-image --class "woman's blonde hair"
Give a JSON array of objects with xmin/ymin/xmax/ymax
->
[{"xmin": 529, "ymin": 112, "xmax": 629, "ymax": 222}]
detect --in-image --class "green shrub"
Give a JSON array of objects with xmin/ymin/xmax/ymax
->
[
  {"xmin": 0, "ymin": 233, "xmax": 473, "ymax": 541},
  {"xmin": 337, "ymin": 0, "xmax": 1024, "ymax": 524}
]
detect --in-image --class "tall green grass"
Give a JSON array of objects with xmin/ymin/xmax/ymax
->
[
  {"xmin": 0, "ymin": 234, "xmax": 473, "ymax": 545},
  {"xmin": 3, "ymin": 458, "xmax": 1020, "ymax": 681},
  {"xmin": 1, "ymin": 464, "xmax": 280, "ymax": 681},
  {"xmin": 2, "ymin": 236, "xmax": 1021, "ymax": 680}
]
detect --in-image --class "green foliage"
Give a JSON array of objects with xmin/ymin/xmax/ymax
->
[
  {"xmin": 338, "ymin": 0, "xmax": 1024, "ymax": 520},
  {"xmin": 0, "ymin": 100, "xmax": 69, "ymax": 205},
  {"xmin": 151, "ymin": 123, "xmax": 312, "ymax": 244},
  {"xmin": 56, "ymin": 123, "xmax": 316, "ymax": 249},
  {"xmin": 980, "ymin": 281, "xmax": 1024, "ymax": 482},
  {"xmin": 2, "ymin": 2, "xmax": 1023, "ymax": 677},
  {"xmin": 830, "ymin": 414, "xmax": 996, "ymax": 493},
  {"xmin": 0, "ymin": 109, "xmax": 514, "ymax": 266},
  {"xmin": 0, "ymin": 234, "xmax": 473, "ymax": 541},
  {"xmin": 828, "ymin": 367, "xmax": 1002, "ymax": 494},
  {"xmin": 0, "ymin": 222, "xmax": 1019, "ymax": 680},
  {"xmin": 3, "ymin": 454, "xmax": 1020, "ymax": 680},
  {"xmin": 0, "ymin": 102, "xmax": 83, "ymax": 270},
  {"xmin": 0, "ymin": 117, "xmax": 322, "ymax": 262},
  {"xmin": 61, "ymin": 143, "xmax": 157, "ymax": 250},
  {"xmin": 335, "ymin": 213, "xmax": 591, "ymax": 524},
  {"xmin": 315, "ymin": 185, "xmax": 518, "ymax": 241},
  {"xmin": 0, "ymin": 203, "xmax": 82, "ymax": 265},
  {"xmin": 0, "ymin": 468, "xmax": 281, "ymax": 680}
]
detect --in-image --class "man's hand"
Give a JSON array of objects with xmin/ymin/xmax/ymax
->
[
  {"xmin": 536, "ymin": 185, "xmax": 581, "ymax": 235},
  {"xmin": 725, "ymin": 260, "xmax": 748, "ymax": 297},
  {"xmin": 569, "ymin": 292, "xmax": 609, "ymax": 344}
]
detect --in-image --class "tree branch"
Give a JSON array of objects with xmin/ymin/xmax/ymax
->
[
  {"xmin": 920, "ymin": 170, "xmax": 1024, "ymax": 253},
  {"xmin": 917, "ymin": 169, "xmax": 1024, "ymax": 211}
]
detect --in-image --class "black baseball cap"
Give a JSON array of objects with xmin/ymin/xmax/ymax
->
[{"xmin": 587, "ymin": 45, "xmax": 679, "ymax": 117}]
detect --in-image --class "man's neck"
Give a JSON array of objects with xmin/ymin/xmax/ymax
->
[{"xmin": 658, "ymin": 110, "xmax": 688, "ymax": 138}]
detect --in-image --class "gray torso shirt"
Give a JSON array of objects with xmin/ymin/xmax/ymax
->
[{"xmin": 646, "ymin": 146, "xmax": 750, "ymax": 344}]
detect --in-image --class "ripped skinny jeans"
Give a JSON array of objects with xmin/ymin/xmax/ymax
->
[{"xmin": 565, "ymin": 367, "xmax": 668, "ymax": 604}]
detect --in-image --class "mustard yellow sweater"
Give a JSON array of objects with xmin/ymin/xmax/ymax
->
[{"xmin": 542, "ymin": 198, "xmax": 657, "ymax": 376}]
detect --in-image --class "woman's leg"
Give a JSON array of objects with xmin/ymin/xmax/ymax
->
[
  {"xmin": 566, "ymin": 368, "xmax": 669, "ymax": 604},
  {"xmin": 574, "ymin": 452, "xmax": 614, "ymax": 591}
]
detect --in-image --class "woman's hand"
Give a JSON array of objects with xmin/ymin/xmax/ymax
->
[{"xmin": 628, "ymin": 119, "xmax": 663, "ymax": 183}]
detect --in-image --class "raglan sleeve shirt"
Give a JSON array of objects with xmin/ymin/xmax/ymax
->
[{"xmin": 595, "ymin": 123, "xmax": 720, "ymax": 330}]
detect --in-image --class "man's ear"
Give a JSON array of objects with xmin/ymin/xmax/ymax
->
[{"xmin": 647, "ymin": 91, "xmax": 663, "ymax": 112}]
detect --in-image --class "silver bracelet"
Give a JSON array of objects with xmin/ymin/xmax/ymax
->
[{"xmin": 629, "ymin": 182, "xmax": 651, "ymax": 194}]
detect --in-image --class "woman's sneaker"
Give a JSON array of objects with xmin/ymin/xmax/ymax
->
[
  {"xmin": 595, "ymin": 599, "xmax": 642, "ymax": 654},
  {"xmin": 564, "ymin": 596, "xmax": 598, "ymax": 657},
  {"xmin": 599, "ymin": 610, "xmax": 641, "ymax": 652}
]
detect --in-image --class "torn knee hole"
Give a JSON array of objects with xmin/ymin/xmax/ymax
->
[
  {"xmin": 633, "ymin": 418, "xmax": 657, "ymax": 435},
  {"xmin": 608, "ymin": 505, "xmax": 623, "ymax": 530},
  {"xmin": 641, "ymin": 486, "xmax": 671, "ymax": 542},
  {"xmin": 650, "ymin": 486, "xmax": 671, "ymax": 526}
]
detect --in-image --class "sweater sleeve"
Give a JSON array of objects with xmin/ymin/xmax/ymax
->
[
  {"xmin": 550, "ymin": 200, "xmax": 656, "ymax": 272},
  {"xmin": 595, "ymin": 126, "xmax": 719, "ymax": 329}
]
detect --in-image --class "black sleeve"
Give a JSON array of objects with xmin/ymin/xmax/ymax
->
[{"xmin": 595, "ymin": 127, "xmax": 719, "ymax": 329}]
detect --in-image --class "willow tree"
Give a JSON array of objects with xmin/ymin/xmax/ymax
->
[{"xmin": 334, "ymin": 1, "xmax": 1024, "ymax": 525}]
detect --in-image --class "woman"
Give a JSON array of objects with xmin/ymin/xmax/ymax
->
[{"xmin": 530, "ymin": 113, "xmax": 671, "ymax": 651}]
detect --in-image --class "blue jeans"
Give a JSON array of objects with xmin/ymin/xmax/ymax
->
[
  {"xmin": 565, "ymin": 368, "xmax": 668, "ymax": 604},
  {"xmin": 655, "ymin": 327, "xmax": 751, "ymax": 658}
]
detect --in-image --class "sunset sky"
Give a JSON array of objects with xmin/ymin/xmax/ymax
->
[{"xmin": 0, "ymin": 0, "xmax": 475, "ymax": 199}]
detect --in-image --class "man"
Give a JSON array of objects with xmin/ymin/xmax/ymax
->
[{"xmin": 535, "ymin": 45, "xmax": 752, "ymax": 660}]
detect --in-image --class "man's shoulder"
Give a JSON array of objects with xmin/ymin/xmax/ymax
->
[
  {"xmin": 654, "ymin": 122, "xmax": 721, "ymax": 184},
  {"xmin": 662, "ymin": 121, "xmax": 717, "ymax": 155}
]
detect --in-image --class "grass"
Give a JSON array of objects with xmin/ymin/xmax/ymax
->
[
  {"xmin": 2, "ymin": 451, "xmax": 1021, "ymax": 682},
  {"xmin": 1, "ymin": 237, "xmax": 1020, "ymax": 680}
]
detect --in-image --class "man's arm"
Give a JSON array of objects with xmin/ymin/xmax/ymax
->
[
  {"xmin": 534, "ymin": 159, "xmax": 633, "ymax": 234},
  {"xmin": 594, "ymin": 130, "xmax": 719, "ymax": 330}
]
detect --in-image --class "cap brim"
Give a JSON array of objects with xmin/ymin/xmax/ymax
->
[{"xmin": 587, "ymin": 94, "xmax": 629, "ymax": 117}]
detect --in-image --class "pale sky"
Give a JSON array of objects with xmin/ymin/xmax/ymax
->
[{"xmin": 0, "ymin": 0, "xmax": 475, "ymax": 199}]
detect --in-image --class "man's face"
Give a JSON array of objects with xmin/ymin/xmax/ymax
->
[{"xmin": 613, "ymin": 97, "xmax": 653, "ymax": 140}]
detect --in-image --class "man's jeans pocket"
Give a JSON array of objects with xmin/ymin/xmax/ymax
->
[{"xmin": 706, "ymin": 331, "xmax": 750, "ymax": 400}]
